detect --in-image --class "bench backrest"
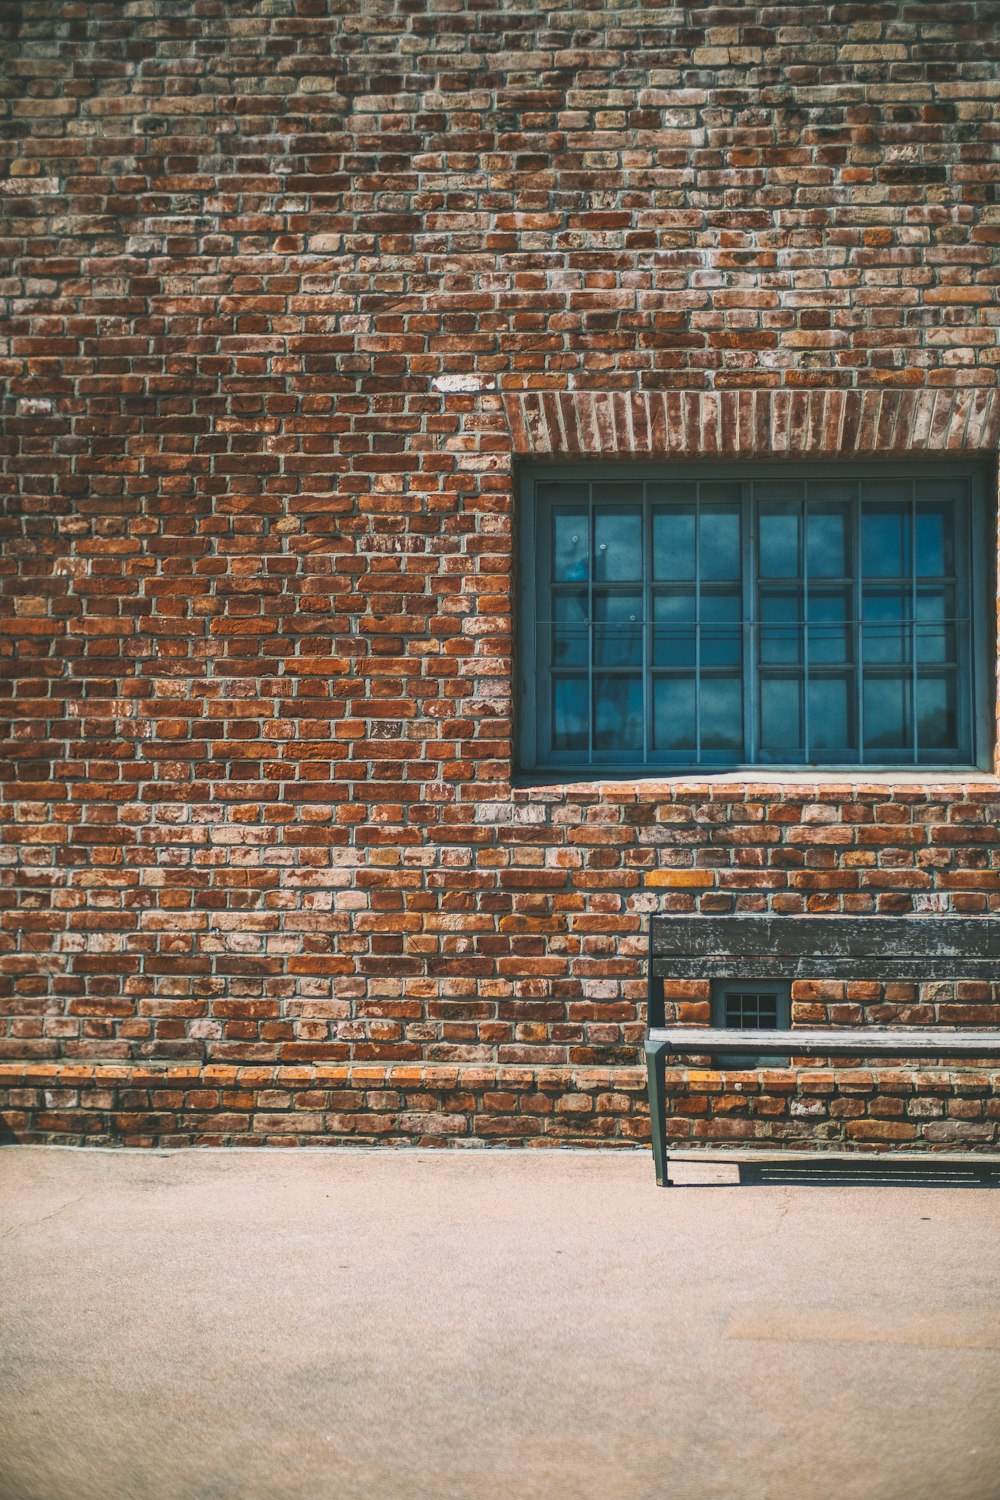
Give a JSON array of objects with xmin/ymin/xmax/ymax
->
[{"xmin": 647, "ymin": 915, "xmax": 1000, "ymax": 1030}]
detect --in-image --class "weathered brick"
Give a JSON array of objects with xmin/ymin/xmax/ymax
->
[{"xmin": 1, "ymin": 3, "xmax": 999, "ymax": 1150}]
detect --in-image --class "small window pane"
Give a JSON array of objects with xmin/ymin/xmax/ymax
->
[
  {"xmin": 808, "ymin": 590, "xmax": 851, "ymax": 665},
  {"xmin": 653, "ymin": 676, "xmax": 696, "ymax": 751},
  {"xmin": 760, "ymin": 591, "xmax": 802, "ymax": 665},
  {"xmin": 653, "ymin": 591, "xmax": 695, "ymax": 668},
  {"xmin": 699, "ymin": 506, "xmax": 740, "ymax": 580},
  {"xmin": 760, "ymin": 677, "xmax": 802, "ymax": 752},
  {"xmin": 594, "ymin": 675, "xmax": 643, "ymax": 751},
  {"xmin": 552, "ymin": 677, "xmax": 588, "ymax": 751},
  {"xmin": 700, "ymin": 591, "xmax": 742, "ymax": 668},
  {"xmin": 759, "ymin": 504, "xmax": 800, "ymax": 578},
  {"xmin": 700, "ymin": 677, "xmax": 742, "ymax": 752},
  {"xmin": 915, "ymin": 588, "xmax": 955, "ymax": 665},
  {"xmin": 807, "ymin": 503, "xmax": 850, "ymax": 578},
  {"xmin": 863, "ymin": 676, "xmax": 912, "ymax": 751},
  {"xmin": 862, "ymin": 502, "xmax": 910, "ymax": 578},
  {"xmin": 725, "ymin": 991, "xmax": 779, "ymax": 1029},
  {"xmin": 863, "ymin": 591, "xmax": 910, "ymax": 664},
  {"xmin": 551, "ymin": 591, "xmax": 588, "ymax": 667},
  {"xmin": 653, "ymin": 506, "xmax": 695, "ymax": 580},
  {"xmin": 595, "ymin": 507, "xmax": 642, "ymax": 581},
  {"xmin": 808, "ymin": 676, "xmax": 852, "ymax": 752},
  {"xmin": 593, "ymin": 591, "xmax": 642, "ymax": 668},
  {"xmin": 553, "ymin": 510, "xmax": 589, "ymax": 582},
  {"xmin": 915, "ymin": 504, "xmax": 953, "ymax": 578},
  {"xmin": 917, "ymin": 674, "xmax": 958, "ymax": 750}
]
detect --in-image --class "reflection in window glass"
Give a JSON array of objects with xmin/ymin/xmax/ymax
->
[
  {"xmin": 809, "ymin": 677, "xmax": 851, "ymax": 750},
  {"xmin": 760, "ymin": 592, "xmax": 802, "ymax": 665},
  {"xmin": 863, "ymin": 676, "xmax": 911, "ymax": 750},
  {"xmin": 807, "ymin": 504, "xmax": 849, "ymax": 578},
  {"xmin": 653, "ymin": 676, "xmax": 696, "ymax": 751},
  {"xmin": 760, "ymin": 677, "xmax": 802, "ymax": 751},
  {"xmin": 551, "ymin": 591, "xmax": 588, "ymax": 667},
  {"xmin": 653, "ymin": 506, "xmax": 695, "ymax": 580},
  {"xmin": 700, "ymin": 677, "xmax": 742, "ymax": 752},
  {"xmin": 759, "ymin": 505, "xmax": 800, "ymax": 578},
  {"xmin": 592, "ymin": 591, "xmax": 643, "ymax": 668},
  {"xmin": 528, "ymin": 471, "xmax": 976, "ymax": 769},
  {"xmin": 699, "ymin": 507, "xmax": 740, "ymax": 580},
  {"xmin": 594, "ymin": 675, "xmax": 643, "ymax": 751},
  {"xmin": 653, "ymin": 591, "xmax": 696, "ymax": 668},
  {"xmin": 862, "ymin": 504, "xmax": 909, "ymax": 578},
  {"xmin": 552, "ymin": 677, "xmax": 588, "ymax": 751},
  {"xmin": 553, "ymin": 510, "xmax": 589, "ymax": 582},
  {"xmin": 917, "ymin": 674, "xmax": 957, "ymax": 750},
  {"xmin": 594, "ymin": 507, "xmax": 642, "ymax": 581}
]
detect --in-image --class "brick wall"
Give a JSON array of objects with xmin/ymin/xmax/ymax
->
[{"xmin": 3, "ymin": 1, "xmax": 1000, "ymax": 1149}]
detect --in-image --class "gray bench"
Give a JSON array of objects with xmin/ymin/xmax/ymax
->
[{"xmin": 645, "ymin": 915, "xmax": 1000, "ymax": 1186}]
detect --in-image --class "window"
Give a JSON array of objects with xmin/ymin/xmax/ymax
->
[
  {"xmin": 517, "ymin": 464, "xmax": 990, "ymax": 773},
  {"xmin": 712, "ymin": 979, "xmax": 790, "ymax": 1067}
]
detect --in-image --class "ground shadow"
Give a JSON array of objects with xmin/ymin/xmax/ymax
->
[{"xmin": 736, "ymin": 1161, "xmax": 1000, "ymax": 1189}]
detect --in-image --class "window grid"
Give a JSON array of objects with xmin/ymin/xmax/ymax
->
[
  {"xmin": 723, "ymin": 991, "xmax": 780, "ymax": 1030},
  {"xmin": 525, "ymin": 468, "xmax": 981, "ymax": 773}
]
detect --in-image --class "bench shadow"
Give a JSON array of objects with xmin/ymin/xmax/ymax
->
[{"xmin": 735, "ymin": 1161, "xmax": 1000, "ymax": 1189}]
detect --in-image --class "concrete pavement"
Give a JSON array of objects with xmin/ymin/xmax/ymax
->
[{"xmin": 1, "ymin": 1145, "xmax": 998, "ymax": 1500}]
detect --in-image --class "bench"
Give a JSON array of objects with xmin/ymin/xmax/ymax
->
[{"xmin": 645, "ymin": 915, "xmax": 1000, "ymax": 1186}]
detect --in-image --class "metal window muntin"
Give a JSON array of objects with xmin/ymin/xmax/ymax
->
[
  {"xmin": 711, "ymin": 979, "xmax": 792, "ymax": 1031},
  {"xmin": 517, "ymin": 460, "xmax": 992, "ymax": 776},
  {"xmin": 711, "ymin": 978, "xmax": 792, "ymax": 1066}
]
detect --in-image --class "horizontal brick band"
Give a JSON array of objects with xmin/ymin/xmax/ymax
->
[{"xmin": 504, "ymin": 388, "xmax": 1000, "ymax": 458}]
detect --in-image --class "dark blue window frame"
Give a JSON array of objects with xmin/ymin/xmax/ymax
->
[{"xmin": 517, "ymin": 463, "xmax": 991, "ymax": 775}]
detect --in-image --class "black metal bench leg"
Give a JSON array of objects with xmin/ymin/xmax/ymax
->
[{"xmin": 645, "ymin": 1040, "xmax": 670, "ymax": 1186}]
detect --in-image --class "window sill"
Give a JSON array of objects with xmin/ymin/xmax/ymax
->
[{"xmin": 511, "ymin": 769, "xmax": 1000, "ymax": 801}]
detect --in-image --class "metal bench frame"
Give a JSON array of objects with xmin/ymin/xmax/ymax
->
[{"xmin": 645, "ymin": 915, "xmax": 1000, "ymax": 1186}]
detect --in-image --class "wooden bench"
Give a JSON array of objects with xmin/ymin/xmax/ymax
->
[{"xmin": 645, "ymin": 915, "xmax": 1000, "ymax": 1186}]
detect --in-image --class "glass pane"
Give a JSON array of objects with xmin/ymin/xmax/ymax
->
[
  {"xmin": 759, "ymin": 591, "xmax": 802, "ymax": 665},
  {"xmin": 699, "ymin": 506, "xmax": 740, "ymax": 581},
  {"xmin": 653, "ymin": 591, "xmax": 695, "ymax": 668},
  {"xmin": 551, "ymin": 590, "xmax": 588, "ymax": 668},
  {"xmin": 553, "ymin": 509, "xmax": 589, "ymax": 582},
  {"xmin": 653, "ymin": 506, "xmax": 695, "ymax": 580},
  {"xmin": 807, "ymin": 503, "xmax": 849, "ymax": 578},
  {"xmin": 700, "ymin": 677, "xmax": 742, "ymax": 753},
  {"xmin": 863, "ymin": 591, "xmax": 910, "ymax": 664},
  {"xmin": 594, "ymin": 675, "xmax": 643, "ymax": 752},
  {"xmin": 700, "ymin": 591, "xmax": 742, "ymax": 668},
  {"xmin": 915, "ymin": 588, "xmax": 955, "ymax": 665},
  {"xmin": 808, "ymin": 676, "xmax": 852, "ymax": 752},
  {"xmin": 862, "ymin": 502, "xmax": 910, "ymax": 578},
  {"xmin": 653, "ymin": 676, "xmax": 695, "ymax": 751},
  {"xmin": 759, "ymin": 504, "xmax": 800, "ymax": 578},
  {"xmin": 863, "ymin": 675, "xmax": 912, "ymax": 751},
  {"xmin": 594, "ymin": 507, "xmax": 642, "ymax": 581},
  {"xmin": 808, "ymin": 590, "xmax": 850, "ymax": 665},
  {"xmin": 725, "ymin": 991, "xmax": 779, "ymax": 1028},
  {"xmin": 760, "ymin": 677, "xmax": 802, "ymax": 752},
  {"xmin": 552, "ymin": 677, "xmax": 588, "ymax": 751},
  {"xmin": 915, "ymin": 503, "xmax": 953, "ymax": 578},
  {"xmin": 593, "ymin": 590, "xmax": 642, "ymax": 668},
  {"xmin": 917, "ymin": 674, "xmax": 958, "ymax": 751}
]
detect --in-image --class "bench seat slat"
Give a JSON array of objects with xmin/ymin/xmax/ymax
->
[{"xmin": 648, "ymin": 1027, "xmax": 1000, "ymax": 1057}]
